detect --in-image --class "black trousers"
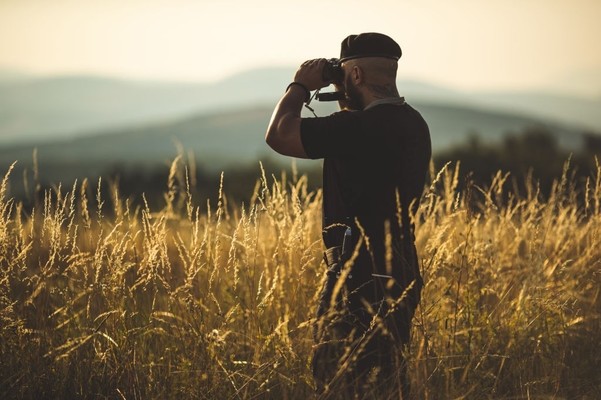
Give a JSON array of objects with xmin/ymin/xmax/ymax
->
[{"xmin": 312, "ymin": 273, "xmax": 418, "ymax": 400}]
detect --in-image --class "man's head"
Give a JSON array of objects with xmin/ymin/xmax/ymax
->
[
  {"xmin": 335, "ymin": 33, "xmax": 401, "ymax": 110},
  {"xmin": 339, "ymin": 32, "xmax": 401, "ymax": 63}
]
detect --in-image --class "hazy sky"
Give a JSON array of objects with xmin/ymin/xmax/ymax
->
[{"xmin": 1, "ymin": 0, "xmax": 600, "ymax": 96}]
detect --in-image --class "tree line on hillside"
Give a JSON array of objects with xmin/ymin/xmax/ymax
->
[
  {"xmin": 11, "ymin": 126, "xmax": 601, "ymax": 213},
  {"xmin": 435, "ymin": 126, "xmax": 601, "ymax": 198}
]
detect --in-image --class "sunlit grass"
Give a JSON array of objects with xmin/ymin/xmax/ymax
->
[{"xmin": 0, "ymin": 157, "xmax": 600, "ymax": 399}]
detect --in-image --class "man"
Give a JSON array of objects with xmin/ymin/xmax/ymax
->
[{"xmin": 265, "ymin": 33, "xmax": 431, "ymax": 399}]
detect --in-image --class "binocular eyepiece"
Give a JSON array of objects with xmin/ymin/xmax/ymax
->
[{"xmin": 317, "ymin": 58, "xmax": 345, "ymax": 102}]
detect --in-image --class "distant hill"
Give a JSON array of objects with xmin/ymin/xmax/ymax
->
[
  {"xmin": 0, "ymin": 68, "xmax": 292, "ymax": 144},
  {"xmin": 464, "ymin": 90, "xmax": 601, "ymax": 132},
  {"xmin": 0, "ymin": 69, "xmax": 32, "ymax": 82},
  {"xmin": 0, "ymin": 99, "xmax": 586, "ymax": 192},
  {"xmin": 1, "ymin": 67, "xmax": 600, "ymax": 146},
  {"xmin": 0, "ymin": 66, "xmax": 598, "ymax": 198}
]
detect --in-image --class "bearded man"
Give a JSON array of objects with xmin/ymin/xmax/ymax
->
[{"xmin": 265, "ymin": 33, "xmax": 431, "ymax": 399}]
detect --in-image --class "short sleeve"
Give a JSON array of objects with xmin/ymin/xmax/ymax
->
[{"xmin": 300, "ymin": 111, "xmax": 364, "ymax": 159}]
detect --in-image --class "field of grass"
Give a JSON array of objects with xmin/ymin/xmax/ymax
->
[{"xmin": 1, "ymin": 157, "xmax": 600, "ymax": 399}]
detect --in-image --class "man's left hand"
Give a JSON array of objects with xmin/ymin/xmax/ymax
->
[{"xmin": 294, "ymin": 58, "xmax": 329, "ymax": 91}]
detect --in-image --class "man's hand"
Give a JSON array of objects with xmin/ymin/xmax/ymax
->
[{"xmin": 294, "ymin": 58, "xmax": 329, "ymax": 91}]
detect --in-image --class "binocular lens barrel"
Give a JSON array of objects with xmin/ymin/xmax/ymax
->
[{"xmin": 322, "ymin": 58, "xmax": 343, "ymax": 84}]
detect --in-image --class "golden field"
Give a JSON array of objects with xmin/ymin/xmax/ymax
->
[{"xmin": 0, "ymin": 158, "xmax": 600, "ymax": 399}]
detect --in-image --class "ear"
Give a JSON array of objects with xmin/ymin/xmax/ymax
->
[{"xmin": 352, "ymin": 66, "xmax": 363, "ymax": 85}]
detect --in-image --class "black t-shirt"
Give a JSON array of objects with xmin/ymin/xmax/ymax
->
[
  {"xmin": 301, "ymin": 101, "xmax": 431, "ymax": 299},
  {"xmin": 301, "ymin": 101, "xmax": 431, "ymax": 245}
]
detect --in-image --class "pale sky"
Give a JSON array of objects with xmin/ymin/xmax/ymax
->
[{"xmin": 1, "ymin": 0, "xmax": 600, "ymax": 96}]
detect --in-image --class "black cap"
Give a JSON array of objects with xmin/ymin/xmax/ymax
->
[{"xmin": 339, "ymin": 32, "xmax": 401, "ymax": 62}]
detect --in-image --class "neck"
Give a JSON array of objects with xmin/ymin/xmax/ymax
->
[
  {"xmin": 360, "ymin": 82, "xmax": 400, "ymax": 107},
  {"xmin": 363, "ymin": 96, "xmax": 406, "ymax": 110}
]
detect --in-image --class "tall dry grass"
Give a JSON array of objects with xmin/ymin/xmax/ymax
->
[{"xmin": 0, "ymin": 157, "xmax": 600, "ymax": 399}]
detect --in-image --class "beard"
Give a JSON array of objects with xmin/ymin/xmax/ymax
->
[{"xmin": 343, "ymin": 79, "xmax": 364, "ymax": 111}]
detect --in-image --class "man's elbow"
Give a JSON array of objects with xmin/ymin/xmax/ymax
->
[
  {"xmin": 265, "ymin": 114, "xmax": 306, "ymax": 157},
  {"xmin": 265, "ymin": 115, "xmax": 292, "ymax": 153},
  {"xmin": 265, "ymin": 133, "xmax": 287, "ymax": 155},
  {"xmin": 265, "ymin": 126, "xmax": 279, "ymax": 151}
]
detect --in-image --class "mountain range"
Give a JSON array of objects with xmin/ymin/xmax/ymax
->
[
  {"xmin": 1, "ymin": 67, "xmax": 600, "ymax": 144},
  {"xmin": 0, "ymin": 67, "xmax": 599, "ymax": 188}
]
